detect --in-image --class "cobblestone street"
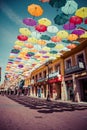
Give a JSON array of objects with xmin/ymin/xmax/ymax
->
[{"xmin": 0, "ymin": 95, "xmax": 87, "ymax": 130}]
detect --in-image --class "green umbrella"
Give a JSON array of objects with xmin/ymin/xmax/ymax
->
[
  {"xmin": 46, "ymin": 42, "xmax": 56, "ymax": 48},
  {"xmin": 40, "ymin": 34, "xmax": 51, "ymax": 40}
]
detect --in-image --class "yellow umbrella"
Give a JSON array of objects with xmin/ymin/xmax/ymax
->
[
  {"xmin": 57, "ymin": 30, "xmax": 69, "ymax": 39},
  {"xmin": 30, "ymin": 48, "xmax": 38, "ymax": 53},
  {"xmin": 27, "ymin": 4, "xmax": 43, "ymax": 17},
  {"xmin": 9, "ymin": 55, "xmax": 16, "ymax": 59},
  {"xmin": 55, "ymin": 44, "xmax": 65, "ymax": 50},
  {"xmin": 15, "ymin": 40, "xmax": 24, "ymax": 46},
  {"xmin": 21, "ymin": 47, "xmax": 29, "ymax": 52},
  {"xmin": 75, "ymin": 7, "xmax": 87, "ymax": 18},
  {"xmin": 80, "ymin": 32, "xmax": 87, "ymax": 38},
  {"xmin": 42, "ymin": 46, "xmax": 50, "ymax": 51},
  {"xmin": 37, "ymin": 39, "xmax": 46, "ymax": 46},
  {"xmin": 68, "ymin": 34, "xmax": 78, "ymax": 41},
  {"xmin": 19, "ymin": 28, "xmax": 31, "ymax": 36},
  {"xmin": 38, "ymin": 18, "xmax": 51, "ymax": 26},
  {"xmin": 28, "ymin": 37, "xmax": 38, "ymax": 43}
]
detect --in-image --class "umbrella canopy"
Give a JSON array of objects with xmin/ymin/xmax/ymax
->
[
  {"xmin": 11, "ymin": 49, "xmax": 20, "ymax": 54},
  {"xmin": 67, "ymin": 44, "xmax": 77, "ymax": 49},
  {"xmin": 38, "ymin": 18, "xmax": 51, "ymax": 26},
  {"xmin": 17, "ymin": 35, "xmax": 28, "ymax": 41},
  {"xmin": 61, "ymin": 0, "xmax": 78, "ymax": 15},
  {"xmin": 26, "ymin": 52, "xmax": 35, "ymax": 57},
  {"xmin": 72, "ymin": 29, "xmax": 85, "ymax": 36},
  {"xmin": 55, "ymin": 44, "xmax": 65, "ymax": 50},
  {"xmin": 35, "ymin": 24, "xmax": 47, "ymax": 32},
  {"xmin": 80, "ymin": 32, "xmax": 87, "ymax": 38},
  {"xmin": 47, "ymin": 25, "xmax": 58, "ymax": 33},
  {"xmin": 49, "ymin": 0, "xmax": 66, "ymax": 9},
  {"xmin": 31, "ymin": 31, "xmax": 41, "ymax": 39},
  {"xmin": 28, "ymin": 37, "xmax": 38, "ymax": 43},
  {"xmin": 75, "ymin": 7, "xmax": 87, "ymax": 18},
  {"xmin": 68, "ymin": 34, "xmax": 78, "ymax": 41},
  {"xmin": 37, "ymin": 40, "xmax": 46, "ymax": 46},
  {"xmin": 46, "ymin": 42, "xmax": 56, "ymax": 48},
  {"xmin": 15, "ymin": 41, "xmax": 24, "ymax": 46},
  {"xmin": 27, "ymin": 4, "xmax": 43, "ymax": 17},
  {"xmin": 50, "ymin": 50, "xmax": 58, "ymax": 54},
  {"xmin": 63, "ymin": 22, "xmax": 76, "ymax": 30},
  {"xmin": 51, "ymin": 36, "xmax": 61, "ymax": 42},
  {"xmin": 13, "ymin": 45, "xmax": 22, "ymax": 50},
  {"xmin": 40, "ymin": 34, "xmax": 51, "ymax": 40},
  {"xmin": 57, "ymin": 30, "xmax": 69, "ymax": 39},
  {"xmin": 18, "ymin": 64, "xmax": 24, "ymax": 68},
  {"xmin": 23, "ymin": 18, "xmax": 37, "ymax": 26},
  {"xmin": 24, "ymin": 43, "xmax": 34, "ymax": 49},
  {"xmin": 19, "ymin": 28, "xmax": 31, "ymax": 36},
  {"xmin": 69, "ymin": 16, "xmax": 83, "ymax": 25},
  {"xmin": 54, "ymin": 13, "xmax": 69, "ymax": 25}
]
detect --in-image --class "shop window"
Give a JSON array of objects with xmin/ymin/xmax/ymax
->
[
  {"xmin": 39, "ymin": 72, "xmax": 42, "ymax": 78},
  {"xmin": 55, "ymin": 64, "xmax": 61, "ymax": 74},
  {"xmin": 66, "ymin": 59, "xmax": 72, "ymax": 69},
  {"xmin": 43, "ymin": 70, "xmax": 46, "ymax": 78}
]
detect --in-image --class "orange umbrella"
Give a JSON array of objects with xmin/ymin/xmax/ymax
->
[
  {"xmin": 37, "ymin": 40, "xmax": 46, "ymax": 46},
  {"xmin": 27, "ymin": 4, "xmax": 43, "ymax": 17},
  {"xmin": 24, "ymin": 43, "xmax": 34, "ymax": 49},
  {"xmin": 51, "ymin": 36, "xmax": 61, "ymax": 42},
  {"xmin": 68, "ymin": 34, "xmax": 78, "ymax": 41},
  {"xmin": 67, "ymin": 44, "xmax": 77, "ymax": 49}
]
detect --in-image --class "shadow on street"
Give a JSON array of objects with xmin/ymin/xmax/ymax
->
[{"xmin": 6, "ymin": 95, "xmax": 87, "ymax": 114}]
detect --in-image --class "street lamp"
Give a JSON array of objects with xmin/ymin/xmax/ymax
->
[{"xmin": 45, "ymin": 60, "xmax": 52, "ymax": 101}]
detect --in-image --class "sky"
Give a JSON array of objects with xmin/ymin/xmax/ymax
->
[{"xmin": 0, "ymin": 0, "xmax": 87, "ymax": 84}]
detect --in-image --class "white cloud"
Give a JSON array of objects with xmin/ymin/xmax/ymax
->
[{"xmin": 0, "ymin": 1, "xmax": 24, "ymax": 26}]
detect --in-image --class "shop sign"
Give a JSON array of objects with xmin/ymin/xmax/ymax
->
[
  {"xmin": 48, "ymin": 72, "xmax": 60, "ymax": 78},
  {"xmin": 37, "ymin": 78, "xmax": 46, "ymax": 83},
  {"xmin": 48, "ymin": 76, "xmax": 62, "ymax": 83},
  {"xmin": 65, "ymin": 63, "xmax": 85, "ymax": 75}
]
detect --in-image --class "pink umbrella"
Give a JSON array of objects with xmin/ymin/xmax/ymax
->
[
  {"xmin": 72, "ymin": 29, "xmax": 85, "ymax": 36},
  {"xmin": 35, "ymin": 24, "xmax": 47, "ymax": 32},
  {"xmin": 69, "ymin": 16, "xmax": 83, "ymax": 25},
  {"xmin": 63, "ymin": 22, "xmax": 76, "ymax": 30},
  {"xmin": 17, "ymin": 35, "xmax": 28, "ymax": 41},
  {"xmin": 23, "ymin": 18, "xmax": 37, "ymax": 26}
]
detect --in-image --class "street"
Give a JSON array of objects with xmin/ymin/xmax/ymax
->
[{"xmin": 0, "ymin": 95, "xmax": 87, "ymax": 130}]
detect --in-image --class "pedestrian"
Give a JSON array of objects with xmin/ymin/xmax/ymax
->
[{"xmin": 47, "ymin": 91, "xmax": 51, "ymax": 101}]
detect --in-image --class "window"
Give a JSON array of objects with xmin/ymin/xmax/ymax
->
[
  {"xmin": 77, "ymin": 53, "xmax": 84, "ymax": 63},
  {"xmin": 43, "ymin": 70, "xmax": 46, "ymax": 78},
  {"xmin": 66, "ymin": 59, "xmax": 72, "ymax": 69},
  {"xmin": 35, "ymin": 75, "xmax": 38, "ymax": 81},
  {"xmin": 55, "ymin": 64, "xmax": 61, "ymax": 74},
  {"xmin": 39, "ymin": 72, "xmax": 42, "ymax": 78},
  {"xmin": 49, "ymin": 67, "xmax": 53, "ymax": 74}
]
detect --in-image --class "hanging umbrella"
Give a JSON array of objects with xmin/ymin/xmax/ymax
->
[
  {"xmin": 75, "ymin": 7, "xmax": 87, "ymax": 18},
  {"xmin": 46, "ymin": 42, "xmax": 56, "ymax": 48},
  {"xmin": 55, "ymin": 44, "xmax": 65, "ymax": 50},
  {"xmin": 57, "ymin": 30, "xmax": 69, "ymax": 39},
  {"xmin": 24, "ymin": 43, "xmax": 34, "ymax": 49},
  {"xmin": 47, "ymin": 25, "xmax": 58, "ymax": 33},
  {"xmin": 49, "ymin": 0, "xmax": 66, "ymax": 10},
  {"xmin": 63, "ymin": 22, "xmax": 76, "ymax": 30},
  {"xmin": 26, "ymin": 52, "xmax": 35, "ymax": 57},
  {"xmin": 68, "ymin": 34, "xmax": 78, "ymax": 41},
  {"xmin": 84, "ymin": 18, "xmax": 87, "ymax": 24},
  {"xmin": 51, "ymin": 36, "xmax": 61, "ymax": 42},
  {"xmin": 38, "ymin": 18, "xmax": 51, "ymax": 26},
  {"xmin": 42, "ymin": 46, "xmax": 50, "ymax": 51},
  {"xmin": 39, "ymin": 50, "xmax": 47, "ymax": 54},
  {"xmin": 31, "ymin": 31, "xmax": 41, "ymax": 39},
  {"xmin": 21, "ymin": 47, "xmax": 29, "ymax": 52},
  {"xmin": 61, "ymin": 0, "xmax": 78, "ymax": 15},
  {"xmin": 19, "ymin": 28, "xmax": 31, "ymax": 36},
  {"xmin": 17, "ymin": 35, "xmax": 28, "ymax": 41},
  {"xmin": 13, "ymin": 45, "xmax": 22, "ymax": 50},
  {"xmin": 28, "ymin": 37, "xmax": 38, "ymax": 43},
  {"xmin": 54, "ymin": 13, "xmax": 69, "ymax": 25},
  {"xmin": 72, "ymin": 29, "xmax": 85, "ymax": 36},
  {"xmin": 34, "ymin": 44, "xmax": 41, "ymax": 50},
  {"xmin": 23, "ymin": 18, "xmax": 37, "ymax": 26},
  {"xmin": 37, "ymin": 40, "xmax": 46, "ymax": 46},
  {"xmin": 69, "ymin": 16, "xmax": 83, "ymax": 25},
  {"xmin": 11, "ymin": 49, "xmax": 20, "ymax": 54},
  {"xmin": 67, "ymin": 44, "xmax": 77, "ymax": 49},
  {"xmin": 18, "ymin": 64, "xmax": 24, "ymax": 68},
  {"xmin": 30, "ymin": 48, "xmax": 38, "ymax": 53},
  {"xmin": 80, "ymin": 32, "xmax": 87, "ymax": 38},
  {"xmin": 35, "ymin": 24, "xmax": 47, "ymax": 32},
  {"xmin": 15, "ymin": 41, "xmax": 24, "ymax": 46},
  {"xmin": 40, "ymin": 34, "xmax": 50, "ymax": 40},
  {"xmin": 27, "ymin": 4, "xmax": 43, "ymax": 17},
  {"xmin": 50, "ymin": 50, "xmax": 58, "ymax": 54}
]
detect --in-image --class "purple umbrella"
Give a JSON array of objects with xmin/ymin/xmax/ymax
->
[
  {"xmin": 72, "ymin": 29, "xmax": 85, "ymax": 36},
  {"xmin": 43, "ymin": 56, "xmax": 49, "ymax": 58},
  {"xmin": 23, "ymin": 18, "xmax": 37, "ymax": 26},
  {"xmin": 63, "ymin": 22, "xmax": 76, "ymax": 30},
  {"xmin": 18, "ymin": 64, "xmax": 24, "ymax": 68},
  {"xmin": 39, "ymin": 50, "xmax": 47, "ymax": 54}
]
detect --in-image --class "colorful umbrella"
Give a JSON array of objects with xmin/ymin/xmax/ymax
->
[
  {"xmin": 47, "ymin": 25, "xmax": 58, "ymax": 33},
  {"xmin": 24, "ymin": 43, "xmax": 34, "ymax": 49},
  {"xmin": 68, "ymin": 34, "xmax": 78, "ymax": 41},
  {"xmin": 61, "ymin": 0, "xmax": 78, "ymax": 15},
  {"xmin": 55, "ymin": 44, "xmax": 65, "ymax": 50},
  {"xmin": 38, "ymin": 18, "xmax": 51, "ymax": 26},
  {"xmin": 39, "ymin": 50, "xmax": 47, "ymax": 54},
  {"xmin": 84, "ymin": 18, "xmax": 87, "ymax": 24},
  {"xmin": 49, "ymin": 0, "xmax": 66, "ymax": 10},
  {"xmin": 42, "ymin": 46, "xmax": 50, "ymax": 51},
  {"xmin": 67, "ymin": 44, "xmax": 77, "ymax": 49},
  {"xmin": 37, "ymin": 40, "xmax": 46, "ymax": 46},
  {"xmin": 69, "ymin": 16, "xmax": 83, "ymax": 25},
  {"xmin": 31, "ymin": 31, "xmax": 41, "ymax": 39},
  {"xmin": 63, "ymin": 22, "xmax": 76, "ymax": 30},
  {"xmin": 28, "ymin": 37, "xmax": 38, "ymax": 43},
  {"xmin": 17, "ymin": 35, "xmax": 28, "ymax": 41},
  {"xmin": 75, "ymin": 7, "xmax": 87, "ymax": 18},
  {"xmin": 50, "ymin": 50, "xmax": 58, "ymax": 54},
  {"xmin": 57, "ymin": 30, "xmax": 69, "ymax": 39},
  {"xmin": 80, "ymin": 32, "xmax": 87, "ymax": 38},
  {"xmin": 27, "ymin": 4, "xmax": 43, "ymax": 17},
  {"xmin": 13, "ymin": 45, "xmax": 22, "ymax": 50},
  {"xmin": 40, "ymin": 34, "xmax": 50, "ymax": 40},
  {"xmin": 15, "ymin": 41, "xmax": 24, "ymax": 46},
  {"xmin": 35, "ymin": 24, "xmax": 47, "ymax": 32},
  {"xmin": 46, "ymin": 42, "xmax": 56, "ymax": 48},
  {"xmin": 23, "ymin": 18, "xmax": 37, "ymax": 26},
  {"xmin": 18, "ymin": 64, "xmax": 24, "ymax": 68},
  {"xmin": 54, "ymin": 13, "xmax": 69, "ymax": 25},
  {"xmin": 51, "ymin": 36, "xmax": 61, "ymax": 42},
  {"xmin": 19, "ymin": 28, "xmax": 31, "ymax": 36},
  {"xmin": 72, "ymin": 29, "xmax": 85, "ymax": 36},
  {"xmin": 11, "ymin": 49, "xmax": 20, "ymax": 54}
]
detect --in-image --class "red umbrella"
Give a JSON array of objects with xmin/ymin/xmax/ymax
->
[
  {"xmin": 17, "ymin": 35, "xmax": 28, "ymax": 41},
  {"xmin": 35, "ymin": 24, "xmax": 47, "ymax": 32},
  {"xmin": 84, "ymin": 18, "xmax": 87, "ymax": 24},
  {"xmin": 69, "ymin": 16, "xmax": 83, "ymax": 25}
]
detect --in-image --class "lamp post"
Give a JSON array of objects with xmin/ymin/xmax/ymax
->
[{"xmin": 45, "ymin": 60, "xmax": 52, "ymax": 101}]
